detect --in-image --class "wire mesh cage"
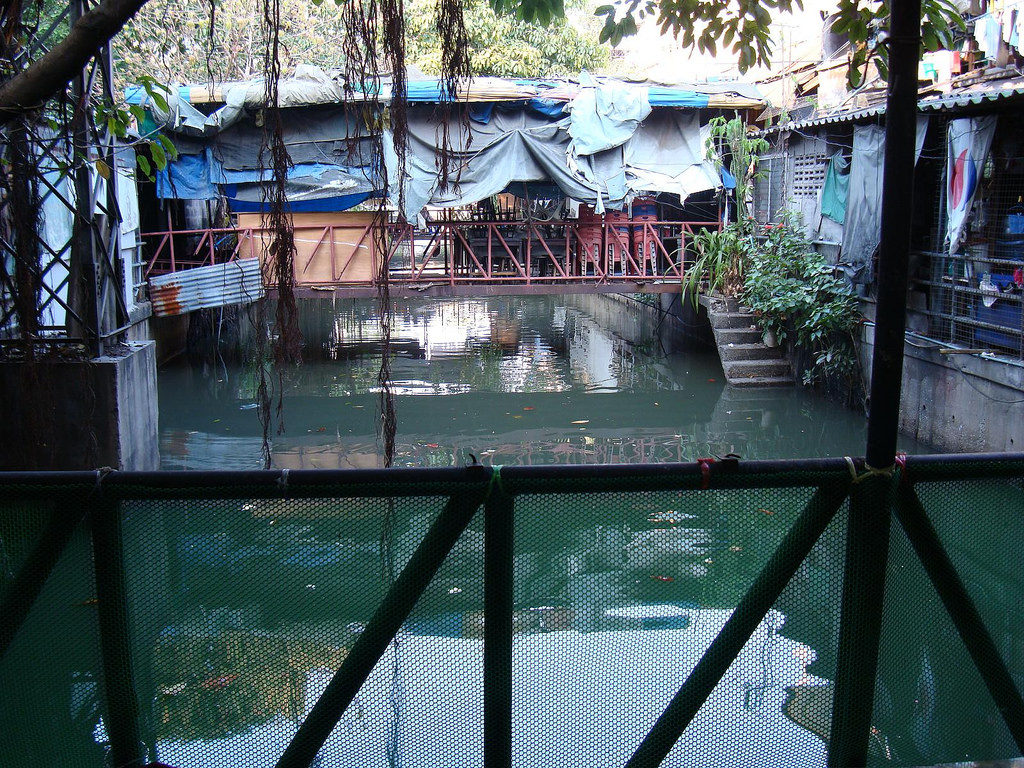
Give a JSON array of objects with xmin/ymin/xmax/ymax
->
[{"xmin": 1, "ymin": 459, "xmax": 1023, "ymax": 768}]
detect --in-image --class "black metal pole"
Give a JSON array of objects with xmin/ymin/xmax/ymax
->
[
  {"xmin": 828, "ymin": 0, "xmax": 922, "ymax": 759},
  {"xmin": 626, "ymin": 482, "xmax": 850, "ymax": 768},
  {"xmin": 90, "ymin": 494, "xmax": 146, "ymax": 767},
  {"xmin": 864, "ymin": 0, "xmax": 921, "ymax": 468},
  {"xmin": 275, "ymin": 490, "xmax": 486, "ymax": 768},
  {"xmin": 67, "ymin": 0, "xmax": 103, "ymax": 357},
  {"xmin": 894, "ymin": 485, "xmax": 1024, "ymax": 751},
  {"xmin": 0, "ymin": 505, "xmax": 85, "ymax": 660},
  {"xmin": 484, "ymin": 482, "xmax": 514, "ymax": 768},
  {"xmin": 827, "ymin": 475, "xmax": 893, "ymax": 766}
]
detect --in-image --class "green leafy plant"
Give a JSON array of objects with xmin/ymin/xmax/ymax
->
[
  {"xmin": 705, "ymin": 114, "xmax": 770, "ymax": 225},
  {"xmin": 742, "ymin": 218, "xmax": 860, "ymax": 386},
  {"xmin": 683, "ymin": 223, "xmax": 754, "ymax": 307}
]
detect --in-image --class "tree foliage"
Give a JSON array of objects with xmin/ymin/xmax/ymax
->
[
  {"xmin": 115, "ymin": 0, "xmax": 353, "ymax": 86},
  {"xmin": 590, "ymin": 0, "xmax": 965, "ymax": 82},
  {"xmin": 406, "ymin": 0, "xmax": 607, "ymax": 78},
  {"xmin": 113, "ymin": 0, "xmax": 606, "ymax": 87}
]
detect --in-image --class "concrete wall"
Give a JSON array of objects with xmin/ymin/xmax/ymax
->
[
  {"xmin": 0, "ymin": 341, "xmax": 160, "ymax": 470},
  {"xmin": 859, "ymin": 303, "xmax": 1024, "ymax": 453}
]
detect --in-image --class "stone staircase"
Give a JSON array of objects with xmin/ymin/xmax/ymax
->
[{"xmin": 702, "ymin": 297, "xmax": 795, "ymax": 387}]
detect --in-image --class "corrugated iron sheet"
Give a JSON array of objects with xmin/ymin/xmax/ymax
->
[
  {"xmin": 149, "ymin": 258, "xmax": 264, "ymax": 317},
  {"xmin": 762, "ymin": 77, "xmax": 1024, "ymax": 133}
]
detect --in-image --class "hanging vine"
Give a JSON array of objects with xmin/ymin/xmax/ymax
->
[
  {"xmin": 433, "ymin": 0, "xmax": 472, "ymax": 194},
  {"xmin": 254, "ymin": 0, "xmax": 303, "ymax": 465}
]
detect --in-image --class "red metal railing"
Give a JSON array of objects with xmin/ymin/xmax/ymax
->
[{"xmin": 142, "ymin": 219, "xmax": 721, "ymax": 287}]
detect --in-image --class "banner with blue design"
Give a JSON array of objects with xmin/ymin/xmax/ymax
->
[{"xmin": 947, "ymin": 116, "xmax": 996, "ymax": 255}]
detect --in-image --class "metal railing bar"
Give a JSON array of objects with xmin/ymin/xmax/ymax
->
[
  {"xmin": 275, "ymin": 489, "xmax": 488, "ymax": 768},
  {"xmin": 827, "ymin": 475, "xmax": 894, "ymax": 767},
  {"xmin": 1, "ymin": 454, "xmax": 1021, "ymax": 499},
  {"xmin": 894, "ymin": 483, "xmax": 1024, "ymax": 752},
  {"xmin": 0, "ymin": 504, "xmax": 86, "ymax": 661},
  {"xmin": 625, "ymin": 481, "xmax": 851, "ymax": 768},
  {"xmin": 90, "ymin": 494, "xmax": 146, "ymax": 768},
  {"xmin": 485, "ymin": 481, "xmax": 514, "ymax": 768},
  {"xmin": 900, "ymin": 453, "xmax": 1024, "ymax": 479}
]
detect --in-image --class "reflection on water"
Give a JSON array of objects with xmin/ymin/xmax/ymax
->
[
  {"xmin": 12, "ymin": 297, "xmax": 1018, "ymax": 768},
  {"xmin": 134, "ymin": 486, "xmax": 838, "ymax": 767},
  {"xmin": 158, "ymin": 295, "xmax": 927, "ymax": 471}
]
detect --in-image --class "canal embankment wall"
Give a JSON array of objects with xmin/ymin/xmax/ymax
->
[
  {"xmin": 0, "ymin": 341, "xmax": 160, "ymax": 470},
  {"xmin": 858, "ymin": 300, "xmax": 1024, "ymax": 453}
]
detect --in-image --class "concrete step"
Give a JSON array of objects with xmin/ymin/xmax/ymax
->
[
  {"xmin": 718, "ymin": 342, "xmax": 787, "ymax": 362},
  {"xmin": 709, "ymin": 311, "xmax": 759, "ymax": 330},
  {"xmin": 728, "ymin": 376, "xmax": 797, "ymax": 388},
  {"xmin": 714, "ymin": 327, "xmax": 763, "ymax": 345},
  {"xmin": 723, "ymin": 359, "xmax": 793, "ymax": 380}
]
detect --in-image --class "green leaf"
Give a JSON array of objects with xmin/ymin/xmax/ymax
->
[
  {"xmin": 157, "ymin": 133, "xmax": 179, "ymax": 161},
  {"xmin": 149, "ymin": 140, "xmax": 168, "ymax": 171},
  {"xmin": 620, "ymin": 14, "xmax": 637, "ymax": 34},
  {"xmin": 137, "ymin": 155, "xmax": 152, "ymax": 178},
  {"xmin": 148, "ymin": 90, "xmax": 169, "ymax": 113},
  {"xmin": 594, "ymin": 4, "xmax": 614, "ymax": 14}
]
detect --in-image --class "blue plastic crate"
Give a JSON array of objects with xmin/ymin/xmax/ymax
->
[{"xmin": 973, "ymin": 297, "xmax": 1022, "ymax": 350}]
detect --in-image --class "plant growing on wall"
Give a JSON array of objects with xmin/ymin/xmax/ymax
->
[
  {"xmin": 742, "ymin": 218, "xmax": 861, "ymax": 387},
  {"xmin": 705, "ymin": 113, "xmax": 769, "ymax": 224}
]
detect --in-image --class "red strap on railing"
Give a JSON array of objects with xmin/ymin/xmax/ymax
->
[
  {"xmin": 895, "ymin": 452, "xmax": 908, "ymax": 484},
  {"xmin": 697, "ymin": 457, "xmax": 715, "ymax": 490}
]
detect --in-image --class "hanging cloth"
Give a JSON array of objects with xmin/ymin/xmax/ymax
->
[
  {"xmin": 946, "ymin": 115, "xmax": 997, "ymax": 255},
  {"xmin": 820, "ymin": 152, "xmax": 851, "ymax": 224}
]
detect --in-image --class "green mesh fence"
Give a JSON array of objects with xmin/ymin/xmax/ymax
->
[{"xmin": 1, "ymin": 457, "xmax": 1023, "ymax": 768}]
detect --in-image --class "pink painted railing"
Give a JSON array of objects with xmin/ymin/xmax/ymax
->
[{"xmin": 142, "ymin": 219, "xmax": 721, "ymax": 287}]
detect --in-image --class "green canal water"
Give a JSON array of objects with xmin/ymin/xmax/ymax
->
[
  {"xmin": 2, "ymin": 296, "xmax": 1021, "ymax": 768},
  {"xmin": 157, "ymin": 295, "xmax": 925, "ymax": 470}
]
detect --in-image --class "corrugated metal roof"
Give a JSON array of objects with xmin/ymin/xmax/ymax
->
[
  {"xmin": 765, "ymin": 77, "xmax": 1024, "ymax": 132},
  {"xmin": 149, "ymin": 258, "xmax": 264, "ymax": 317}
]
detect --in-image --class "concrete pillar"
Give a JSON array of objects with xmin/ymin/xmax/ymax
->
[{"xmin": 0, "ymin": 340, "xmax": 159, "ymax": 470}]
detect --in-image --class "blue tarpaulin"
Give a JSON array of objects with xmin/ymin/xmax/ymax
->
[
  {"xmin": 156, "ymin": 153, "xmax": 218, "ymax": 200},
  {"xmin": 224, "ymin": 189, "xmax": 374, "ymax": 213},
  {"xmin": 646, "ymin": 86, "xmax": 709, "ymax": 108}
]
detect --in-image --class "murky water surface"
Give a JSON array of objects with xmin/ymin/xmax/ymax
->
[
  {"xmin": 158, "ymin": 295, "xmax": 923, "ymax": 470},
  {"xmin": 5, "ymin": 297, "xmax": 1019, "ymax": 768}
]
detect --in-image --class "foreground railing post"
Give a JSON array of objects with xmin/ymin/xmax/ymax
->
[
  {"xmin": 91, "ymin": 492, "xmax": 146, "ymax": 767},
  {"xmin": 828, "ymin": 474, "xmax": 893, "ymax": 767},
  {"xmin": 485, "ymin": 472, "xmax": 513, "ymax": 768},
  {"xmin": 894, "ymin": 484, "xmax": 1024, "ymax": 751},
  {"xmin": 626, "ymin": 482, "xmax": 850, "ymax": 768},
  {"xmin": 276, "ymin": 489, "xmax": 487, "ymax": 768},
  {"xmin": 830, "ymin": 0, "xmax": 922, "ymax": 756}
]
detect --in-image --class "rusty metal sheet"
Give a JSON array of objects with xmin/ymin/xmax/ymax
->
[{"xmin": 149, "ymin": 258, "xmax": 263, "ymax": 317}]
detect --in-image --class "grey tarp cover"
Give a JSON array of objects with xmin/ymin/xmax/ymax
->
[
  {"xmin": 386, "ymin": 102, "xmax": 720, "ymax": 221},
  {"xmin": 228, "ymin": 167, "xmax": 374, "ymax": 204},
  {"xmin": 211, "ymin": 107, "xmax": 373, "ymax": 170},
  {"xmin": 145, "ymin": 65, "xmax": 349, "ymax": 137},
  {"xmin": 623, "ymin": 111, "xmax": 720, "ymax": 200},
  {"xmin": 568, "ymin": 72, "xmax": 651, "ymax": 156},
  {"xmin": 840, "ymin": 117, "xmax": 928, "ymax": 283}
]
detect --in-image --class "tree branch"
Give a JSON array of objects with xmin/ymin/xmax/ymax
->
[{"xmin": 0, "ymin": 0, "xmax": 150, "ymax": 125}]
